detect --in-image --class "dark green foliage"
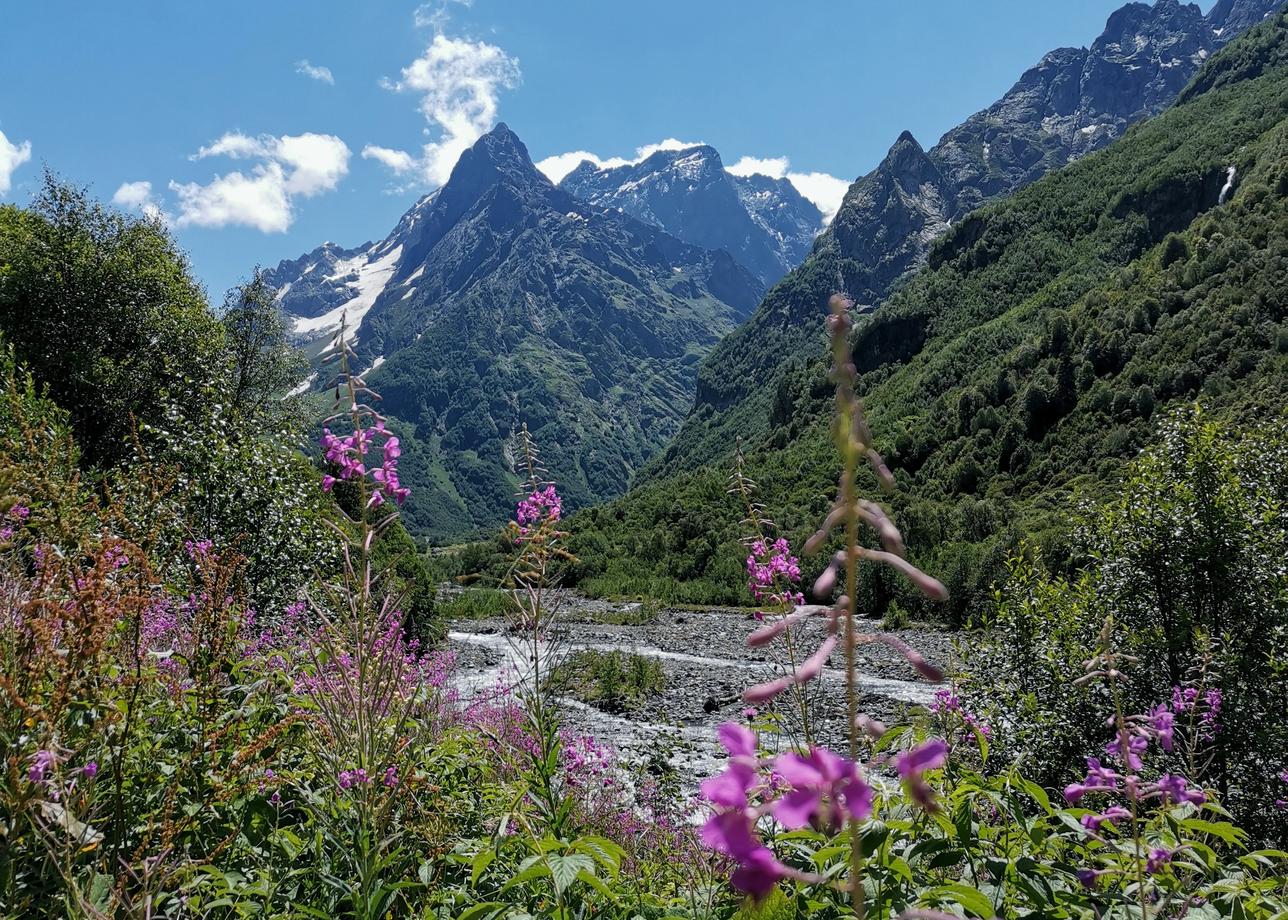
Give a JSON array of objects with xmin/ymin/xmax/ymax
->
[
  {"xmin": 220, "ymin": 268, "xmax": 308, "ymax": 427},
  {"xmin": 565, "ymin": 12, "xmax": 1288, "ymax": 623},
  {"xmin": 551, "ymin": 649, "xmax": 665, "ymax": 714},
  {"xmin": 0, "ymin": 176, "xmax": 224, "ymax": 465},
  {"xmin": 963, "ymin": 411, "xmax": 1288, "ymax": 836}
]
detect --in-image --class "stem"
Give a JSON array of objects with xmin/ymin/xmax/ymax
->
[{"xmin": 831, "ymin": 300, "xmax": 865, "ymax": 920}]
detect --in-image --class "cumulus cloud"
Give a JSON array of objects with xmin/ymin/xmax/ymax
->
[
  {"xmin": 727, "ymin": 154, "xmax": 849, "ymax": 222},
  {"xmin": 295, "ymin": 60, "xmax": 335, "ymax": 85},
  {"xmin": 111, "ymin": 180, "xmax": 169, "ymax": 223},
  {"xmin": 725, "ymin": 155, "xmax": 790, "ymax": 179},
  {"xmin": 367, "ymin": 34, "xmax": 521, "ymax": 187},
  {"xmin": 362, "ymin": 145, "xmax": 418, "ymax": 175},
  {"xmin": 0, "ymin": 128, "xmax": 33, "ymax": 196},
  {"xmin": 784, "ymin": 171, "xmax": 850, "ymax": 222},
  {"xmin": 534, "ymin": 137, "xmax": 706, "ymax": 184},
  {"xmin": 169, "ymin": 131, "xmax": 351, "ymax": 232}
]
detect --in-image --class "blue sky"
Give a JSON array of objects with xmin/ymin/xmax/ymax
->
[{"xmin": 1, "ymin": 0, "xmax": 1157, "ymax": 300}]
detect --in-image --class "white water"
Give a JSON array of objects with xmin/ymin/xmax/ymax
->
[{"xmin": 446, "ymin": 625, "xmax": 935, "ymax": 783}]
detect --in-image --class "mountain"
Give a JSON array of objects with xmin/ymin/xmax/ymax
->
[
  {"xmin": 266, "ymin": 124, "xmax": 763, "ymax": 539},
  {"xmin": 559, "ymin": 145, "xmax": 823, "ymax": 287},
  {"xmin": 647, "ymin": 0, "xmax": 1284, "ymax": 478},
  {"xmin": 563, "ymin": 8, "xmax": 1288, "ymax": 620}
]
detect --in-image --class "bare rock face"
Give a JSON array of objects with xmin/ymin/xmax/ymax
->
[{"xmin": 561, "ymin": 145, "xmax": 824, "ymax": 287}]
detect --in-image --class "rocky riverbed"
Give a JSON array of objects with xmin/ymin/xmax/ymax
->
[{"xmin": 446, "ymin": 593, "xmax": 958, "ymax": 787}]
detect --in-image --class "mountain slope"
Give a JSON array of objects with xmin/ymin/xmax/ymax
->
[
  {"xmin": 648, "ymin": 0, "xmax": 1283, "ymax": 479},
  {"xmin": 560, "ymin": 146, "xmax": 823, "ymax": 287},
  {"xmin": 564, "ymin": 9, "xmax": 1288, "ymax": 621},
  {"xmin": 268, "ymin": 125, "xmax": 763, "ymax": 539}
]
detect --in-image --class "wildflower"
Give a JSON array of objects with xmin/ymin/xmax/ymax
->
[
  {"xmin": 1105, "ymin": 732, "xmax": 1148, "ymax": 771},
  {"xmin": 1149, "ymin": 774, "xmax": 1205, "ymax": 806},
  {"xmin": 1077, "ymin": 868, "xmax": 1107, "ymax": 888},
  {"xmin": 1150, "ymin": 703, "xmax": 1175, "ymax": 752},
  {"xmin": 700, "ymin": 811, "xmax": 794, "ymax": 900},
  {"xmin": 1146, "ymin": 848, "xmax": 1174, "ymax": 874},
  {"xmin": 383, "ymin": 766, "xmax": 399, "ymax": 788},
  {"xmin": 81, "ymin": 761, "xmax": 98, "ymax": 780},
  {"xmin": 1064, "ymin": 758, "xmax": 1123, "ymax": 803},
  {"xmin": 896, "ymin": 738, "xmax": 947, "ymax": 811},
  {"xmin": 700, "ymin": 723, "xmax": 759, "ymax": 808},
  {"xmin": 516, "ymin": 485, "xmax": 561, "ymax": 529},
  {"xmin": 1080, "ymin": 805, "xmax": 1131, "ymax": 834},
  {"xmin": 745, "ymin": 537, "xmax": 804, "ymax": 606},
  {"xmin": 28, "ymin": 750, "xmax": 57, "ymax": 785},
  {"xmin": 338, "ymin": 768, "xmax": 371, "ymax": 790},
  {"xmin": 771, "ymin": 747, "xmax": 873, "ymax": 832}
]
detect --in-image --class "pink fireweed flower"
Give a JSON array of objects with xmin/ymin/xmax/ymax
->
[
  {"xmin": 1105, "ymin": 732, "xmax": 1148, "ymax": 771},
  {"xmin": 700, "ymin": 723, "xmax": 759, "ymax": 808},
  {"xmin": 896, "ymin": 738, "xmax": 947, "ymax": 811},
  {"xmin": 516, "ymin": 485, "xmax": 561, "ymax": 528},
  {"xmin": 771, "ymin": 747, "xmax": 873, "ymax": 833},
  {"xmin": 745, "ymin": 537, "xmax": 804, "ymax": 606}
]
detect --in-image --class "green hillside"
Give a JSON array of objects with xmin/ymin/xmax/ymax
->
[{"xmin": 563, "ymin": 10, "xmax": 1288, "ymax": 623}]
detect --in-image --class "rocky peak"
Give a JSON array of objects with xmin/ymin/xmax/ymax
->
[{"xmin": 1208, "ymin": 0, "xmax": 1283, "ymax": 37}]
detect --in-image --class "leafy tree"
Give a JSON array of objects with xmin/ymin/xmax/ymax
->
[
  {"xmin": 220, "ymin": 268, "xmax": 307, "ymax": 427},
  {"xmin": 0, "ymin": 175, "xmax": 223, "ymax": 465}
]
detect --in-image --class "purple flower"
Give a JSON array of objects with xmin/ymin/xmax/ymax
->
[
  {"xmin": 383, "ymin": 766, "xmax": 399, "ymax": 788},
  {"xmin": 699, "ymin": 811, "xmax": 794, "ymax": 902},
  {"xmin": 1064, "ymin": 758, "xmax": 1123, "ymax": 804},
  {"xmin": 1105, "ymin": 732, "xmax": 1148, "ymax": 771},
  {"xmin": 700, "ymin": 723, "xmax": 759, "ymax": 808},
  {"xmin": 1150, "ymin": 704, "xmax": 1175, "ymax": 752},
  {"xmin": 771, "ymin": 747, "xmax": 872, "ymax": 832},
  {"xmin": 1146, "ymin": 848, "xmax": 1173, "ymax": 875},
  {"xmin": 1077, "ymin": 868, "xmax": 1106, "ymax": 888},
  {"xmin": 1150, "ymin": 774, "xmax": 1205, "ymax": 807},
  {"xmin": 28, "ymin": 750, "xmax": 57, "ymax": 785},
  {"xmin": 1080, "ymin": 805, "xmax": 1131, "ymax": 834},
  {"xmin": 896, "ymin": 738, "xmax": 947, "ymax": 811},
  {"xmin": 81, "ymin": 761, "xmax": 98, "ymax": 780}
]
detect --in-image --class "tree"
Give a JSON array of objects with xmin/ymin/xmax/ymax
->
[
  {"xmin": 0, "ymin": 174, "xmax": 224, "ymax": 466},
  {"xmin": 220, "ymin": 268, "xmax": 307, "ymax": 427}
]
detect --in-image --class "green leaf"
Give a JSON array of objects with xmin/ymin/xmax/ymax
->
[
  {"xmin": 548, "ymin": 853, "xmax": 594, "ymax": 896},
  {"xmin": 925, "ymin": 882, "xmax": 995, "ymax": 917},
  {"xmin": 455, "ymin": 903, "xmax": 507, "ymax": 920},
  {"xmin": 471, "ymin": 848, "xmax": 496, "ymax": 886}
]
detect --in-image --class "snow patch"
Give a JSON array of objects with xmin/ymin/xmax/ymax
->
[{"xmin": 292, "ymin": 244, "xmax": 403, "ymax": 339}]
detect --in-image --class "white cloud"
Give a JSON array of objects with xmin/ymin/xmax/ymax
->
[
  {"xmin": 534, "ymin": 150, "xmax": 629, "ymax": 184},
  {"xmin": 414, "ymin": 0, "xmax": 473, "ymax": 31},
  {"xmin": 111, "ymin": 180, "xmax": 169, "ymax": 223},
  {"xmin": 785, "ymin": 171, "xmax": 850, "ymax": 223},
  {"xmin": 368, "ymin": 34, "xmax": 521, "ymax": 187},
  {"xmin": 0, "ymin": 128, "xmax": 33, "ymax": 196},
  {"xmin": 726, "ymin": 155, "xmax": 790, "ymax": 179},
  {"xmin": 362, "ymin": 144, "xmax": 418, "ymax": 175},
  {"xmin": 534, "ymin": 137, "xmax": 706, "ymax": 184},
  {"xmin": 295, "ymin": 59, "xmax": 335, "ymax": 85},
  {"xmin": 170, "ymin": 131, "xmax": 351, "ymax": 232},
  {"xmin": 725, "ymin": 154, "xmax": 850, "ymax": 223}
]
